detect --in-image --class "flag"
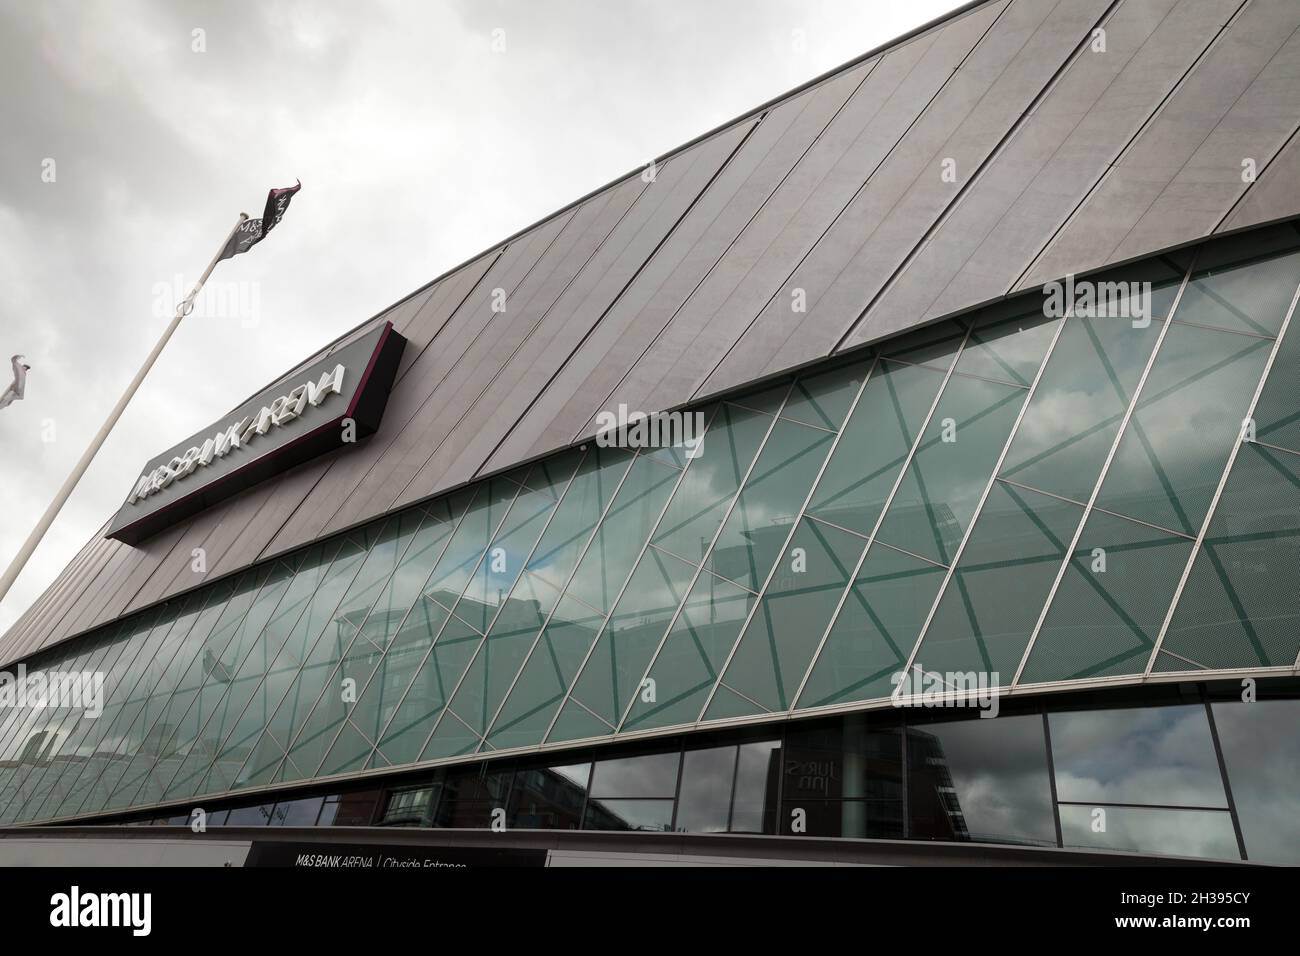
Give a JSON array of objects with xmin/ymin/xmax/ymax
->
[{"xmin": 219, "ymin": 181, "xmax": 302, "ymax": 261}]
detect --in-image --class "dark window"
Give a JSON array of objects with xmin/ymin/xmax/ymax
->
[
  {"xmin": 781, "ymin": 716, "xmax": 903, "ymax": 839},
  {"xmin": 226, "ymin": 803, "xmax": 274, "ymax": 826},
  {"xmin": 907, "ymin": 713, "xmax": 1055, "ymax": 847},
  {"xmin": 675, "ymin": 746, "xmax": 735, "ymax": 833},
  {"xmin": 378, "ymin": 787, "xmax": 434, "ymax": 827},
  {"xmin": 1211, "ymin": 699, "xmax": 1300, "ymax": 863},
  {"xmin": 316, "ymin": 789, "xmax": 381, "ymax": 827},
  {"xmin": 589, "ymin": 751, "xmax": 679, "ymax": 798},
  {"xmin": 506, "ymin": 763, "xmax": 588, "ymax": 830}
]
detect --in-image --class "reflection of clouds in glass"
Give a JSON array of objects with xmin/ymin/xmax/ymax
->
[
  {"xmin": 1098, "ymin": 326, "xmax": 1269, "ymax": 520},
  {"xmin": 590, "ymin": 751, "xmax": 678, "ymax": 797},
  {"xmin": 1211, "ymin": 699, "xmax": 1300, "ymax": 864},
  {"xmin": 917, "ymin": 715, "xmax": 1055, "ymax": 845},
  {"xmin": 547, "ymin": 762, "xmax": 590, "ymax": 789},
  {"xmin": 1059, "ymin": 805, "xmax": 1238, "ymax": 860},
  {"xmin": 1050, "ymin": 705, "xmax": 1226, "ymax": 808}
]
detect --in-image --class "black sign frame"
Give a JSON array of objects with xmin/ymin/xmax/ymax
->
[{"xmin": 106, "ymin": 322, "xmax": 406, "ymax": 545}]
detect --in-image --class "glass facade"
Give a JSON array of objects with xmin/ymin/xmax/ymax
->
[{"xmin": 0, "ymin": 224, "xmax": 1298, "ymax": 850}]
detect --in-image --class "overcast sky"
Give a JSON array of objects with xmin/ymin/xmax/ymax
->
[{"xmin": 0, "ymin": 0, "xmax": 960, "ymax": 635}]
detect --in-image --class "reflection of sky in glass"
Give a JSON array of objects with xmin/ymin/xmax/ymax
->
[
  {"xmin": 590, "ymin": 751, "xmax": 678, "ymax": 797},
  {"xmin": 1049, "ymin": 704, "xmax": 1226, "ymax": 808},
  {"xmin": 1059, "ymin": 805, "xmax": 1238, "ymax": 860},
  {"xmin": 1211, "ymin": 699, "xmax": 1300, "ymax": 864},
  {"xmin": 912, "ymin": 714, "xmax": 1055, "ymax": 846},
  {"xmin": 547, "ymin": 762, "xmax": 590, "ymax": 789}
]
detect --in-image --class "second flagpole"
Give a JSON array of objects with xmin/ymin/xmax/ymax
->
[{"xmin": 0, "ymin": 211, "xmax": 250, "ymax": 608}]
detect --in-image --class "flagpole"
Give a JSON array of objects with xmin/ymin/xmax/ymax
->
[{"xmin": 0, "ymin": 212, "xmax": 250, "ymax": 608}]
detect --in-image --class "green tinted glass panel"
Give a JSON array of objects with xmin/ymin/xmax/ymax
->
[
  {"xmin": 330, "ymin": 516, "xmax": 417, "ymax": 629},
  {"xmin": 1176, "ymin": 248, "xmax": 1300, "ymax": 337},
  {"xmin": 1161, "ymin": 443, "xmax": 1300, "ymax": 669},
  {"xmin": 729, "ymin": 378, "xmax": 790, "ymax": 414},
  {"xmin": 367, "ymin": 608, "xmax": 480, "ymax": 764},
  {"xmin": 95, "ymin": 579, "xmax": 241, "ymax": 811},
  {"xmin": 874, "ymin": 374, "xmax": 1027, "ymax": 565},
  {"xmin": 780, "ymin": 359, "xmax": 869, "ymax": 431},
  {"xmin": 64, "ymin": 604, "xmax": 200, "ymax": 815},
  {"xmin": 349, "ymin": 506, "xmax": 455, "ymax": 649},
  {"xmin": 368, "ymin": 597, "xmax": 455, "ymax": 766},
  {"xmin": 202, "ymin": 545, "xmax": 340, "ymax": 791},
  {"xmin": 457, "ymin": 485, "xmax": 558, "ymax": 634},
  {"xmin": 318, "ymin": 721, "xmax": 374, "ymax": 777},
  {"xmin": 484, "ymin": 596, "xmax": 604, "ymax": 751},
  {"xmin": 227, "ymin": 539, "xmax": 369, "ymax": 789},
  {"xmin": 135, "ymin": 569, "xmax": 270, "ymax": 804},
  {"xmin": 652, "ymin": 403, "xmax": 772, "ymax": 563},
  {"xmin": 281, "ymin": 632, "xmax": 389, "ymax": 784},
  {"xmin": 421, "ymin": 480, "xmax": 517, "ymax": 608},
  {"xmin": 1021, "ymin": 510, "xmax": 1193, "ymax": 683},
  {"xmin": 623, "ymin": 569, "xmax": 753, "ymax": 732},
  {"xmin": 798, "ymin": 544, "xmax": 945, "ymax": 709},
  {"xmin": 229, "ymin": 539, "xmax": 371, "ymax": 789},
  {"xmin": 427, "ymin": 573, "xmax": 560, "ymax": 748},
  {"xmin": 526, "ymin": 447, "xmax": 631, "ymax": 593},
  {"xmin": 708, "ymin": 418, "xmax": 834, "ymax": 591},
  {"xmin": 913, "ymin": 481, "xmax": 1081, "ymax": 680},
  {"xmin": 1094, "ymin": 322, "xmax": 1271, "ymax": 535},
  {"xmin": 808, "ymin": 360, "xmax": 944, "ymax": 535},
  {"xmin": 955, "ymin": 310, "xmax": 1058, "ymax": 386},
  {"xmin": 881, "ymin": 319, "xmax": 964, "ymax": 371},
  {"xmin": 710, "ymin": 518, "xmax": 862, "ymax": 715},
  {"xmin": 563, "ymin": 454, "xmax": 679, "ymax": 613},
  {"xmin": 556, "ymin": 547, "xmax": 696, "ymax": 738},
  {"xmin": 1253, "ymin": 304, "xmax": 1300, "ymax": 454},
  {"xmin": 1000, "ymin": 315, "xmax": 1162, "ymax": 503}
]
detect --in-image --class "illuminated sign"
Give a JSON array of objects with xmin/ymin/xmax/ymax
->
[{"xmin": 106, "ymin": 321, "xmax": 406, "ymax": 545}]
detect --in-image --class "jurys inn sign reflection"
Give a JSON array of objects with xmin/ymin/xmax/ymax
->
[{"xmin": 106, "ymin": 322, "xmax": 406, "ymax": 545}]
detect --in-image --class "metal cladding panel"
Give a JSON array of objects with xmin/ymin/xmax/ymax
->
[
  {"xmin": 707, "ymin": 0, "xmax": 1115, "ymax": 390},
  {"xmin": 480, "ymin": 60, "xmax": 878, "ymax": 470},
  {"xmin": 330, "ymin": 183, "xmax": 647, "ymax": 530},
  {"xmin": 592, "ymin": 0, "xmax": 1006, "ymax": 428},
  {"xmin": 259, "ymin": 227, "xmax": 554, "ymax": 555},
  {"xmin": 1014, "ymin": 0, "xmax": 1300, "ymax": 292},
  {"xmin": 402, "ymin": 122, "xmax": 759, "ymax": 502},
  {"xmin": 7, "ymin": 0, "xmax": 1300, "ymax": 668},
  {"xmin": 854, "ymin": 0, "xmax": 1242, "ymax": 341},
  {"xmin": 1108, "ymin": 23, "xmax": 1300, "ymax": 259},
  {"xmin": 1218, "ymin": 127, "xmax": 1300, "ymax": 233}
]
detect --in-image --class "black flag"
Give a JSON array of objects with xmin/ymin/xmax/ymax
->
[{"xmin": 220, "ymin": 181, "xmax": 302, "ymax": 261}]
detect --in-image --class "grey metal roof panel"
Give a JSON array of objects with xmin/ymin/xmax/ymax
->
[
  {"xmin": 296, "ymin": 202, "xmax": 593, "ymax": 542},
  {"xmin": 588, "ymin": 1, "xmax": 1005, "ymax": 428},
  {"xmin": 1014, "ymin": 0, "xmax": 1300, "ymax": 290},
  {"xmin": 849, "ymin": 0, "xmax": 1242, "ymax": 341},
  {"xmin": 8, "ymin": 0, "xmax": 1300, "ymax": 667},
  {"xmin": 414, "ymin": 123, "xmax": 759, "ymax": 498},
  {"xmin": 257, "ymin": 233, "xmax": 541, "ymax": 555},
  {"xmin": 1218, "ymin": 125, "xmax": 1300, "ymax": 232},
  {"xmin": 481, "ymin": 68, "xmax": 863, "ymax": 468},
  {"xmin": 1107, "ymin": 19, "xmax": 1300, "ymax": 259},
  {"xmin": 709, "ymin": 0, "xmax": 1115, "ymax": 388}
]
